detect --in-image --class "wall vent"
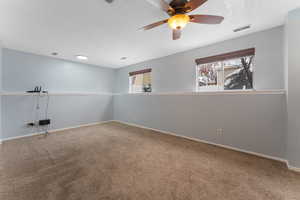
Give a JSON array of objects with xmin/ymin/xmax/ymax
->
[
  {"xmin": 105, "ymin": 0, "xmax": 114, "ymax": 3},
  {"xmin": 233, "ymin": 25, "xmax": 251, "ymax": 32}
]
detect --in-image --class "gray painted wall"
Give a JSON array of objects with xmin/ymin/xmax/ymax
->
[
  {"xmin": 115, "ymin": 26, "xmax": 284, "ymax": 93},
  {"xmin": 286, "ymin": 9, "xmax": 300, "ymax": 167},
  {"xmin": 114, "ymin": 27, "xmax": 287, "ymax": 160},
  {"xmin": 2, "ymin": 94, "xmax": 113, "ymax": 140},
  {"xmin": 114, "ymin": 93, "xmax": 286, "ymax": 159},
  {"xmin": 1, "ymin": 49, "xmax": 115, "ymax": 140},
  {"xmin": 0, "ymin": 45, "xmax": 2, "ymax": 140}
]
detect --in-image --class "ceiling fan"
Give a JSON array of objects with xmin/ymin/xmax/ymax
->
[{"xmin": 142, "ymin": 0, "xmax": 224, "ymax": 40}]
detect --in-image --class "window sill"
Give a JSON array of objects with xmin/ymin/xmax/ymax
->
[
  {"xmin": 0, "ymin": 92, "xmax": 113, "ymax": 96},
  {"xmin": 117, "ymin": 89, "xmax": 285, "ymax": 96},
  {"xmin": 1, "ymin": 90, "xmax": 285, "ymax": 96}
]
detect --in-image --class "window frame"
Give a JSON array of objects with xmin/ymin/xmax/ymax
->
[{"xmin": 195, "ymin": 48, "xmax": 255, "ymax": 92}]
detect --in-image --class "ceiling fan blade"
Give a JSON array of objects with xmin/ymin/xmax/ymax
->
[
  {"xmin": 185, "ymin": 0, "xmax": 207, "ymax": 13},
  {"xmin": 173, "ymin": 28, "xmax": 181, "ymax": 40},
  {"xmin": 190, "ymin": 15, "xmax": 224, "ymax": 24},
  {"xmin": 141, "ymin": 19, "xmax": 168, "ymax": 30}
]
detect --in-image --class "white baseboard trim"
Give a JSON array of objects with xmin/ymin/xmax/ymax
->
[
  {"xmin": 112, "ymin": 120, "xmax": 299, "ymax": 170},
  {"xmin": 0, "ymin": 120, "xmax": 114, "ymax": 143},
  {"xmin": 287, "ymin": 162, "xmax": 300, "ymax": 173}
]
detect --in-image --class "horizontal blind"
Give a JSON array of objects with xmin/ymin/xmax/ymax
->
[
  {"xmin": 129, "ymin": 68, "xmax": 152, "ymax": 76},
  {"xmin": 195, "ymin": 48, "xmax": 255, "ymax": 65}
]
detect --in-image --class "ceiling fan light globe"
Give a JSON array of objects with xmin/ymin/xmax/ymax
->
[{"xmin": 168, "ymin": 14, "xmax": 190, "ymax": 30}]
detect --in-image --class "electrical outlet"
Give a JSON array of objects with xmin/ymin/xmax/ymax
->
[{"xmin": 27, "ymin": 122, "xmax": 35, "ymax": 127}]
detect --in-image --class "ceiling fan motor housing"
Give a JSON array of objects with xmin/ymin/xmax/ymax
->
[
  {"xmin": 142, "ymin": 0, "xmax": 223, "ymax": 40},
  {"xmin": 170, "ymin": 0, "xmax": 190, "ymax": 14}
]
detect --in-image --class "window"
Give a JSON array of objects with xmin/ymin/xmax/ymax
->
[
  {"xmin": 196, "ymin": 48, "xmax": 255, "ymax": 91},
  {"xmin": 129, "ymin": 69, "xmax": 152, "ymax": 93}
]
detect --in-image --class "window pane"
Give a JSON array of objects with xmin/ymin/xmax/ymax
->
[
  {"xmin": 129, "ymin": 71, "xmax": 152, "ymax": 93},
  {"xmin": 142, "ymin": 72, "xmax": 152, "ymax": 92},
  {"xmin": 224, "ymin": 56, "xmax": 254, "ymax": 90},
  {"xmin": 197, "ymin": 62, "xmax": 223, "ymax": 91}
]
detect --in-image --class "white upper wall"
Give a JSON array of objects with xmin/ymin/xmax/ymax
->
[
  {"xmin": 115, "ymin": 26, "xmax": 284, "ymax": 93},
  {"xmin": 0, "ymin": 43, "xmax": 2, "ymax": 91},
  {"xmin": 2, "ymin": 49, "xmax": 116, "ymax": 93}
]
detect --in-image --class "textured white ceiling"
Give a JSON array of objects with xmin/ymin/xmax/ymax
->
[{"xmin": 0, "ymin": 0, "xmax": 299, "ymax": 68}]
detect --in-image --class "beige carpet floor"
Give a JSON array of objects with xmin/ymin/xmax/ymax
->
[{"xmin": 0, "ymin": 122, "xmax": 300, "ymax": 200}]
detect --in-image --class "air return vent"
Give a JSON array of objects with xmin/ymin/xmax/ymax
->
[
  {"xmin": 233, "ymin": 25, "xmax": 251, "ymax": 32},
  {"xmin": 105, "ymin": 0, "xmax": 114, "ymax": 3}
]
